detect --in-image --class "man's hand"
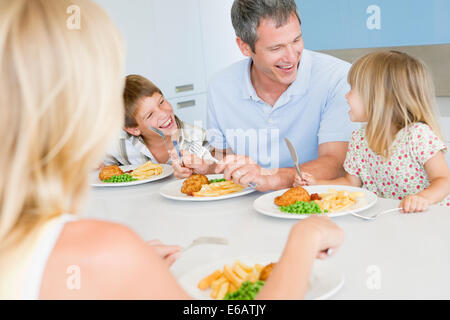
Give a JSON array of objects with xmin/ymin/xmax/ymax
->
[{"xmin": 214, "ymin": 154, "xmax": 273, "ymax": 192}]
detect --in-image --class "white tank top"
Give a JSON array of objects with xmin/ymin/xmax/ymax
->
[{"xmin": 0, "ymin": 213, "xmax": 77, "ymax": 300}]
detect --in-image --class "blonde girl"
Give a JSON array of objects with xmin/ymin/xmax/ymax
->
[
  {"xmin": 295, "ymin": 51, "xmax": 450, "ymax": 212},
  {"xmin": 0, "ymin": 0, "xmax": 344, "ymax": 299}
]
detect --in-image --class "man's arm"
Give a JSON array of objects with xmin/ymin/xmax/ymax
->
[{"xmin": 300, "ymin": 141, "xmax": 348, "ymax": 179}]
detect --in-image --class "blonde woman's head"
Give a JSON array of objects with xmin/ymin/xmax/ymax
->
[
  {"xmin": 0, "ymin": 0, "xmax": 124, "ymax": 247},
  {"xmin": 347, "ymin": 50, "xmax": 443, "ymax": 158}
]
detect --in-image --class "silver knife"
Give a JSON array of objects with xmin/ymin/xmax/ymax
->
[{"xmin": 284, "ymin": 137, "xmax": 302, "ymax": 177}]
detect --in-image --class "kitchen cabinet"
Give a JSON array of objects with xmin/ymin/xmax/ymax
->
[
  {"xmin": 169, "ymin": 93, "xmax": 207, "ymax": 128},
  {"xmin": 95, "ymin": 0, "xmax": 206, "ymax": 99}
]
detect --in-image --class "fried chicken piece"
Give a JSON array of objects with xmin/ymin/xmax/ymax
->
[
  {"xmin": 274, "ymin": 186, "xmax": 311, "ymax": 206},
  {"xmin": 181, "ymin": 174, "xmax": 210, "ymax": 196},
  {"xmin": 99, "ymin": 165, "xmax": 123, "ymax": 181},
  {"xmin": 259, "ymin": 263, "xmax": 276, "ymax": 281}
]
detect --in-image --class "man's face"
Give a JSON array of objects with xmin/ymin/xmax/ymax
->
[{"xmin": 250, "ymin": 13, "xmax": 304, "ymax": 86}]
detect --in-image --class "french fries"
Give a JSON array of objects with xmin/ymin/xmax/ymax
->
[
  {"xmin": 192, "ymin": 180, "xmax": 244, "ymax": 197},
  {"xmin": 131, "ymin": 161, "xmax": 163, "ymax": 180},
  {"xmin": 314, "ymin": 189, "xmax": 365, "ymax": 212},
  {"xmin": 197, "ymin": 260, "xmax": 268, "ymax": 300}
]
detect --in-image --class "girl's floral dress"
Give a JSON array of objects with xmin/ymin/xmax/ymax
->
[{"xmin": 344, "ymin": 122, "xmax": 450, "ymax": 206}]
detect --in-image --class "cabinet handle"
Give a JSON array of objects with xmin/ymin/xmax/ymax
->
[
  {"xmin": 175, "ymin": 84, "xmax": 194, "ymax": 93},
  {"xmin": 177, "ymin": 100, "xmax": 196, "ymax": 109}
]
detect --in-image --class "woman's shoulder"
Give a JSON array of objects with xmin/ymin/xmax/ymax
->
[{"xmin": 40, "ymin": 219, "xmax": 153, "ymax": 299}]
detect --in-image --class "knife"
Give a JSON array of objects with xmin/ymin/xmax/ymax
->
[{"xmin": 284, "ymin": 137, "xmax": 302, "ymax": 177}]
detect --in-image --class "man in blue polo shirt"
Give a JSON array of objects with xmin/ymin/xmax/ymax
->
[{"xmin": 174, "ymin": 0, "xmax": 357, "ymax": 191}]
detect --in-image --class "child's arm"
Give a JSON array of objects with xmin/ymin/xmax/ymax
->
[
  {"xmin": 294, "ymin": 172, "xmax": 362, "ymax": 188},
  {"xmin": 401, "ymin": 151, "xmax": 450, "ymax": 212}
]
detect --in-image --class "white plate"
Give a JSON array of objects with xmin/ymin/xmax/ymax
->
[
  {"xmin": 253, "ymin": 185, "xmax": 377, "ymax": 219},
  {"xmin": 159, "ymin": 174, "xmax": 255, "ymax": 201},
  {"xmin": 90, "ymin": 164, "xmax": 174, "ymax": 187},
  {"xmin": 178, "ymin": 255, "xmax": 344, "ymax": 300}
]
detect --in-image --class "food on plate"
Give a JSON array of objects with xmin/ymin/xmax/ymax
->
[
  {"xmin": 131, "ymin": 161, "xmax": 163, "ymax": 180},
  {"xmin": 274, "ymin": 186, "xmax": 311, "ymax": 206},
  {"xmin": 310, "ymin": 193, "xmax": 321, "ymax": 201},
  {"xmin": 315, "ymin": 189, "xmax": 365, "ymax": 212},
  {"xmin": 99, "ymin": 165, "xmax": 123, "ymax": 181},
  {"xmin": 223, "ymin": 281, "xmax": 265, "ymax": 300},
  {"xmin": 103, "ymin": 173, "xmax": 137, "ymax": 183},
  {"xmin": 258, "ymin": 262, "xmax": 275, "ymax": 281},
  {"xmin": 181, "ymin": 175, "xmax": 244, "ymax": 197},
  {"xmin": 279, "ymin": 201, "xmax": 324, "ymax": 214},
  {"xmin": 192, "ymin": 180, "xmax": 244, "ymax": 197},
  {"xmin": 209, "ymin": 178, "xmax": 226, "ymax": 183},
  {"xmin": 275, "ymin": 187, "xmax": 366, "ymax": 214},
  {"xmin": 181, "ymin": 174, "xmax": 210, "ymax": 196},
  {"xmin": 197, "ymin": 260, "xmax": 275, "ymax": 300}
]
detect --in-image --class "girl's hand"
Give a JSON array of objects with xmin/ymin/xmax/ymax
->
[
  {"xmin": 293, "ymin": 172, "xmax": 315, "ymax": 187},
  {"xmin": 399, "ymin": 194, "xmax": 430, "ymax": 213},
  {"xmin": 147, "ymin": 239, "xmax": 182, "ymax": 267}
]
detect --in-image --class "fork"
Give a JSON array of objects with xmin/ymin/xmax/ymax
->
[
  {"xmin": 188, "ymin": 142, "xmax": 258, "ymax": 189},
  {"xmin": 188, "ymin": 141, "xmax": 219, "ymax": 164},
  {"xmin": 150, "ymin": 126, "xmax": 182, "ymax": 159},
  {"xmin": 182, "ymin": 236, "xmax": 229, "ymax": 253},
  {"xmin": 350, "ymin": 208, "xmax": 403, "ymax": 221}
]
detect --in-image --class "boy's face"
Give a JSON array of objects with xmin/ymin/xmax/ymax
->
[
  {"xmin": 346, "ymin": 88, "xmax": 367, "ymax": 122},
  {"xmin": 127, "ymin": 93, "xmax": 178, "ymax": 138}
]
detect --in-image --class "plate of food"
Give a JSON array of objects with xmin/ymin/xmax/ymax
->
[
  {"xmin": 91, "ymin": 161, "xmax": 173, "ymax": 187},
  {"xmin": 178, "ymin": 255, "xmax": 344, "ymax": 300},
  {"xmin": 159, "ymin": 174, "xmax": 255, "ymax": 201},
  {"xmin": 253, "ymin": 185, "xmax": 377, "ymax": 219}
]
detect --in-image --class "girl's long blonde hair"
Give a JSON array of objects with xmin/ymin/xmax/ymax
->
[
  {"xmin": 0, "ymin": 0, "xmax": 124, "ymax": 250},
  {"xmin": 348, "ymin": 50, "xmax": 443, "ymax": 158}
]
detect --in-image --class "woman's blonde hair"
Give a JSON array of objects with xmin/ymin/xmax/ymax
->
[
  {"xmin": 0, "ymin": 0, "xmax": 124, "ymax": 249},
  {"xmin": 348, "ymin": 50, "xmax": 443, "ymax": 158}
]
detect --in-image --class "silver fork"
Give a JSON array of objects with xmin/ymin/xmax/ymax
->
[
  {"xmin": 188, "ymin": 142, "xmax": 257, "ymax": 189},
  {"xmin": 350, "ymin": 208, "xmax": 403, "ymax": 221},
  {"xmin": 182, "ymin": 236, "xmax": 229, "ymax": 253},
  {"xmin": 150, "ymin": 126, "xmax": 182, "ymax": 159},
  {"xmin": 187, "ymin": 141, "xmax": 219, "ymax": 164}
]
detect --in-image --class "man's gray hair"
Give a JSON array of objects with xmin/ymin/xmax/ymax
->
[{"xmin": 231, "ymin": 0, "xmax": 301, "ymax": 52}]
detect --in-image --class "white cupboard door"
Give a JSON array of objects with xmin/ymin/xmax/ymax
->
[
  {"xmin": 169, "ymin": 93, "xmax": 207, "ymax": 129},
  {"xmin": 150, "ymin": 0, "xmax": 207, "ymax": 99}
]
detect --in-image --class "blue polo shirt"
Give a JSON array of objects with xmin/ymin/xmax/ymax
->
[{"xmin": 206, "ymin": 49, "xmax": 358, "ymax": 169}]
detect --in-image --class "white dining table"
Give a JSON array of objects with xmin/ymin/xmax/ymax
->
[{"xmin": 82, "ymin": 174, "xmax": 450, "ymax": 299}]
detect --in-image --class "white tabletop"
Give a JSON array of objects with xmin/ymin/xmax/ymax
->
[{"xmin": 82, "ymin": 175, "xmax": 450, "ymax": 299}]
